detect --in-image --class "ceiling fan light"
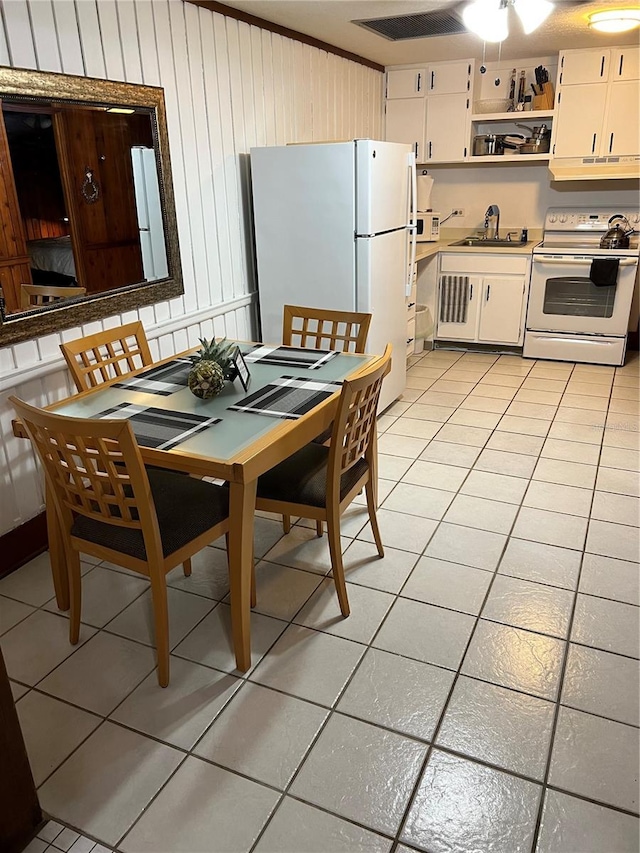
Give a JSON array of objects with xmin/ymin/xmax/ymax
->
[
  {"xmin": 588, "ymin": 10, "xmax": 640, "ymax": 32},
  {"xmin": 462, "ymin": 0, "xmax": 509, "ymax": 42},
  {"xmin": 513, "ymin": 0, "xmax": 554, "ymax": 34}
]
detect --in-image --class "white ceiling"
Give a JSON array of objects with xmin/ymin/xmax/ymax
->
[{"xmin": 216, "ymin": 0, "xmax": 640, "ymax": 66}]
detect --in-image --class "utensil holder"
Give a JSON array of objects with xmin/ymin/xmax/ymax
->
[{"xmin": 533, "ymin": 82, "xmax": 554, "ymax": 111}]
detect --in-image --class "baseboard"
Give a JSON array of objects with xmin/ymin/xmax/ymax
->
[{"xmin": 0, "ymin": 513, "xmax": 47, "ymax": 580}]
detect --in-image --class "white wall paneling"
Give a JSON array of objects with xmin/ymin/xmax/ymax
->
[{"xmin": 0, "ymin": 0, "xmax": 383, "ymax": 535}]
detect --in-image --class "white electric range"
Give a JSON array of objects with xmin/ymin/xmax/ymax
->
[{"xmin": 524, "ymin": 207, "xmax": 639, "ymax": 366}]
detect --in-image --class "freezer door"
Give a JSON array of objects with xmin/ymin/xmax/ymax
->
[
  {"xmin": 356, "ymin": 140, "xmax": 413, "ymax": 236},
  {"xmin": 250, "ymin": 143, "xmax": 357, "ymax": 345},
  {"xmin": 356, "ymin": 229, "xmax": 408, "ymax": 411}
]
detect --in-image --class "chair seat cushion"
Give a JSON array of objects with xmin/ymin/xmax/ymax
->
[
  {"xmin": 257, "ymin": 442, "xmax": 368, "ymax": 508},
  {"xmin": 71, "ymin": 469, "xmax": 229, "ymax": 561}
]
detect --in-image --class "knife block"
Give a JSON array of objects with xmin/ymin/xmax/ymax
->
[{"xmin": 533, "ymin": 82, "xmax": 555, "ymax": 111}]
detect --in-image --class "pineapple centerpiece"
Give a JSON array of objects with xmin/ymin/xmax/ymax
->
[{"xmin": 187, "ymin": 337, "xmax": 236, "ymax": 399}]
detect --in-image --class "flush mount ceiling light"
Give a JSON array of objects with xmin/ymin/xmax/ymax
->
[
  {"xmin": 588, "ymin": 9, "xmax": 640, "ymax": 32},
  {"xmin": 462, "ymin": 0, "xmax": 554, "ymax": 42}
]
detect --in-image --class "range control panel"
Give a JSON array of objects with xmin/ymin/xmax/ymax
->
[{"xmin": 544, "ymin": 208, "xmax": 640, "ymax": 231}]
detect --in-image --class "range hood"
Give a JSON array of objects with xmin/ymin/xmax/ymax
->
[{"xmin": 549, "ymin": 155, "xmax": 640, "ymax": 181}]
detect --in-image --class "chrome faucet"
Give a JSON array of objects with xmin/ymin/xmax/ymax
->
[{"xmin": 484, "ymin": 205, "xmax": 501, "ymax": 240}]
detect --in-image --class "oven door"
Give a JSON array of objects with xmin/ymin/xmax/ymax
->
[{"xmin": 527, "ymin": 253, "xmax": 638, "ymax": 335}]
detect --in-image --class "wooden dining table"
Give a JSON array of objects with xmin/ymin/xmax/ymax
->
[{"xmin": 13, "ymin": 342, "xmax": 375, "ymax": 672}]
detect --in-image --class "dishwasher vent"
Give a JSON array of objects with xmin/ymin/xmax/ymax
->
[{"xmin": 353, "ymin": 10, "xmax": 466, "ymax": 41}]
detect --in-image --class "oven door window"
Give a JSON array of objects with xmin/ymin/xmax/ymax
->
[{"xmin": 543, "ymin": 276, "xmax": 616, "ymax": 319}]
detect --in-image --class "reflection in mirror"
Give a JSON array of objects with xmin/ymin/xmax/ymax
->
[{"xmin": 0, "ymin": 68, "xmax": 182, "ymax": 347}]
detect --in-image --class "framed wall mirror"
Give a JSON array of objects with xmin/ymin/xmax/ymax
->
[{"xmin": 0, "ymin": 67, "xmax": 183, "ymax": 347}]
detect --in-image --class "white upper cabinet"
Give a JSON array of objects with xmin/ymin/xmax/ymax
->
[
  {"xmin": 558, "ymin": 49, "xmax": 610, "ymax": 85},
  {"xmin": 426, "ymin": 61, "xmax": 472, "ymax": 94},
  {"xmin": 612, "ymin": 47, "xmax": 640, "ymax": 80},
  {"xmin": 552, "ymin": 46, "xmax": 640, "ymax": 161},
  {"xmin": 605, "ymin": 81, "xmax": 640, "ymax": 156},
  {"xmin": 386, "ymin": 68, "xmax": 427, "ymax": 98},
  {"xmin": 425, "ymin": 94, "xmax": 470, "ymax": 162},
  {"xmin": 385, "ymin": 60, "xmax": 473, "ymax": 164},
  {"xmin": 552, "ymin": 83, "xmax": 608, "ymax": 157},
  {"xmin": 385, "ymin": 98, "xmax": 426, "ymax": 161}
]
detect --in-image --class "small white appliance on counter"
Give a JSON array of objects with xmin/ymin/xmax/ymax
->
[
  {"xmin": 524, "ymin": 207, "xmax": 640, "ymax": 366},
  {"xmin": 250, "ymin": 139, "xmax": 416, "ymax": 411},
  {"xmin": 416, "ymin": 212, "xmax": 440, "ymax": 243}
]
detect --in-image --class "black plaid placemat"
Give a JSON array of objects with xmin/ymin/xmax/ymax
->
[
  {"xmin": 244, "ymin": 345, "xmax": 338, "ymax": 369},
  {"xmin": 93, "ymin": 402, "xmax": 221, "ymax": 450},
  {"xmin": 113, "ymin": 358, "xmax": 192, "ymax": 396},
  {"xmin": 228, "ymin": 375, "xmax": 342, "ymax": 419}
]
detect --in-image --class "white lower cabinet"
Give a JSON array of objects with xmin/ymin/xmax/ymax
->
[{"xmin": 436, "ymin": 253, "xmax": 530, "ymax": 347}]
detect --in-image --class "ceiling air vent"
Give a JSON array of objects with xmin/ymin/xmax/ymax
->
[{"xmin": 354, "ymin": 10, "xmax": 466, "ymax": 41}]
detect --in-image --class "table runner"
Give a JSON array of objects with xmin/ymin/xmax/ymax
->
[
  {"xmin": 113, "ymin": 358, "xmax": 192, "ymax": 396},
  {"xmin": 93, "ymin": 402, "xmax": 221, "ymax": 450},
  {"xmin": 244, "ymin": 345, "xmax": 338, "ymax": 369},
  {"xmin": 228, "ymin": 375, "xmax": 342, "ymax": 419}
]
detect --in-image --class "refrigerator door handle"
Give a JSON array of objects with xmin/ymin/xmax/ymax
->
[
  {"xmin": 409, "ymin": 152, "xmax": 417, "ymax": 228},
  {"xmin": 407, "ymin": 225, "xmax": 417, "ymax": 296}
]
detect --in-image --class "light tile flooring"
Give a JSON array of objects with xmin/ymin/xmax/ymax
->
[{"xmin": 2, "ymin": 349, "xmax": 639, "ymax": 853}]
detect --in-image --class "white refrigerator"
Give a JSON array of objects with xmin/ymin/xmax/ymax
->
[{"xmin": 250, "ymin": 139, "xmax": 416, "ymax": 412}]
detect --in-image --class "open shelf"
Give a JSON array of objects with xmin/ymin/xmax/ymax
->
[
  {"xmin": 471, "ymin": 109, "xmax": 555, "ymax": 122},
  {"xmin": 468, "ymin": 153, "xmax": 551, "ymax": 163}
]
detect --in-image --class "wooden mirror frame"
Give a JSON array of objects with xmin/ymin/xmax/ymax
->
[{"xmin": 0, "ymin": 67, "xmax": 183, "ymax": 347}]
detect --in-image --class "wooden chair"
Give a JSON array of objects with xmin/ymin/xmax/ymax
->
[
  {"xmin": 21, "ymin": 284, "xmax": 86, "ymax": 310},
  {"xmin": 254, "ymin": 344, "xmax": 391, "ymax": 617},
  {"xmin": 281, "ymin": 305, "xmax": 372, "ymax": 535},
  {"xmin": 283, "ymin": 304, "xmax": 371, "ymax": 353},
  {"xmin": 10, "ymin": 397, "xmax": 232, "ymax": 687},
  {"xmin": 59, "ymin": 321, "xmax": 153, "ymax": 392}
]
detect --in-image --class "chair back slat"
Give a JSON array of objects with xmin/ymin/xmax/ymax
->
[
  {"xmin": 60, "ymin": 321, "xmax": 153, "ymax": 392},
  {"xmin": 328, "ymin": 345, "xmax": 392, "ymax": 490},
  {"xmin": 283, "ymin": 305, "xmax": 371, "ymax": 353}
]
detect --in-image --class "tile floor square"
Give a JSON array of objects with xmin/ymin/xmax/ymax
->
[
  {"xmin": 382, "ymin": 481, "xmax": 455, "ymax": 521},
  {"xmin": 498, "ymin": 539, "xmax": 581, "ymax": 590},
  {"xmin": 436, "ymin": 675, "xmax": 555, "ymax": 779},
  {"xmin": 38, "ymin": 722, "xmax": 183, "ymax": 846},
  {"xmin": 424, "ymin": 523, "xmax": 507, "ymax": 572},
  {"xmin": 401, "ymin": 459, "xmax": 469, "ymax": 491},
  {"xmin": 549, "ymin": 707, "xmax": 640, "ymax": 812},
  {"xmin": 571, "ymin": 594, "xmax": 640, "ymax": 658},
  {"xmin": 290, "ymin": 713, "xmax": 427, "ymax": 836},
  {"xmin": 443, "ymin": 494, "xmax": 518, "ymax": 534},
  {"xmin": 254, "ymin": 798, "xmax": 392, "ymax": 853},
  {"xmin": 293, "ymin": 579, "xmax": 394, "ymax": 644},
  {"xmin": 579, "ymin": 553, "xmax": 639, "ymax": 606},
  {"xmin": 119, "ymin": 756, "xmax": 279, "ymax": 853},
  {"xmin": 194, "ymin": 681, "xmax": 328, "ymax": 788},
  {"xmin": 373, "ymin": 597, "xmax": 475, "ymax": 670},
  {"xmin": 341, "ymin": 539, "xmax": 418, "ymax": 593},
  {"xmin": 512, "ymin": 507, "xmax": 587, "ymax": 551},
  {"xmin": 536, "ymin": 789, "xmax": 640, "ymax": 853},
  {"xmin": 402, "ymin": 750, "xmax": 541, "ymax": 853},
  {"xmin": 249, "ymin": 624, "xmax": 365, "ymax": 707},
  {"xmin": 336, "ymin": 646, "xmax": 454, "ymax": 741},
  {"xmin": 460, "ymin": 469, "xmax": 529, "ymax": 504},
  {"xmin": 482, "ymin": 574, "xmax": 574, "ymax": 638},
  {"xmin": 462, "ymin": 620, "xmax": 565, "ymax": 700},
  {"xmin": 561, "ymin": 643, "xmax": 640, "ymax": 727},
  {"xmin": 401, "ymin": 555, "xmax": 492, "ymax": 615}
]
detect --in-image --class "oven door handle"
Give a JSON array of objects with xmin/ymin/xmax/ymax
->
[{"xmin": 534, "ymin": 256, "xmax": 638, "ymax": 267}]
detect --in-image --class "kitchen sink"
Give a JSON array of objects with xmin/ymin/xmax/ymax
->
[{"xmin": 449, "ymin": 237, "xmax": 528, "ymax": 248}]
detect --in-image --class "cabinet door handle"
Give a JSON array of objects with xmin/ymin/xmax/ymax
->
[
  {"xmin": 414, "ymin": 142, "xmax": 419, "ymax": 159},
  {"xmin": 591, "ymin": 133, "xmax": 597, "ymax": 153},
  {"xmin": 430, "ymin": 71, "xmax": 435, "ymax": 90},
  {"xmin": 486, "ymin": 285, "xmax": 491, "ymax": 302},
  {"xmin": 470, "ymin": 284, "xmax": 473, "ymax": 300},
  {"xmin": 609, "ymin": 132, "xmax": 614, "ymax": 153},
  {"xmin": 417, "ymin": 72, "xmax": 422, "ymax": 92},
  {"xmin": 407, "ymin": 301, "xmax": 416, "ymax": 308},
  {"xmin": 619, "ymin": 54, "xmax": 624, "ymax": 76},
  {"xmin": 600, "ymin": 56, "xmax": 605, "ymax": 77},
  {"xmin": 428, "ymin": 141, "xmax": 432, "ymax": 159}
]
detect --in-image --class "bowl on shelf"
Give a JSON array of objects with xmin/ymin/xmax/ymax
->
[{"xmin": 474, "ymin": 99, "xmax": 510, "ymax": 114}]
